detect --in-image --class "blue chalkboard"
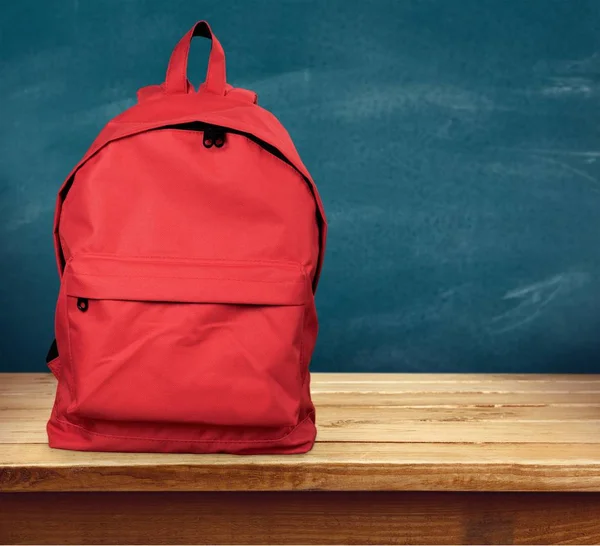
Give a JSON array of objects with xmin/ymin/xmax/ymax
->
[{"xmin": 2, "ymin": 0, "xmax": 600, "ymax": 372}]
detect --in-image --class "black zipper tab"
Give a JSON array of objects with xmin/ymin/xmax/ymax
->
[
  {"xmin": 77, "ymin": 298, "xmax": 89, "ymax": 312},
  {"xmin": 203, "ymin": 127, "xmax": 226, "ymax": 149},
  {"xmin": 203, "ymin": 128, "xmax": 214, "ymax": 148},
  {"xmin": 214, "ymin": 129, "xmax": 226, "ymax": 148}
]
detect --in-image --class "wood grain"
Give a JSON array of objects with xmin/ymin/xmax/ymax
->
[
  {"xmin": 2, "ymin": 442, "xmax": 600, "ymax": 492},
  {"xmin": 2, "ymin": 373, "xmax": 600, "ymax": 544},
  {"xmin": 3, "ymin": 411, "xmax": 600, "ymax": 444},
  {"xmin": 2, "ymin": 491, "xmax": 600, "ymax": 545},
  {"xmin": 1, "ymin": 373, "xmax": 600, "ymax": 493}
]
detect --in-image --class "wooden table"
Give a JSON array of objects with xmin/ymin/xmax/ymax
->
[{"xmin": 1, "ymin": 373, "xmax": 600, "ymax": 544}]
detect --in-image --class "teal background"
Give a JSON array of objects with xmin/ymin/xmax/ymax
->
[{"xmin": 2, "ymin": 1, "xmax": 600, "ymax": 373}]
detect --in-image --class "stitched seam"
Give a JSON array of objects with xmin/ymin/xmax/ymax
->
[
  {"xmin": 113, "ymin": 114, "xmax": 251, "ymax": 126},
  {"xmin": 58, "ymin": 235, "xmax": 71, "ymax": 262},
  {"xmin": 69, "ymin": 272, "xmax": 304, "ymax": 284},
  {"xmin": 55, "ymin": 382, "xmax": 62, "ymax": 419},
  {"xmin": 243, "ymin": 138, "xmax": 312, "ymax": 198},
  {"xmin": 54, "ymin": 413, "xmax": 312, "ymax": 444},
  {"xmin": 71, "ymin": 253, "xmax": 304, "ymax": 271},
  {"xmin": 63, "ymin": 274, "xmax": 75, "ymax": 403},
  {"xmin": 299, "ymin": 304, "xmax": 306, "ymax": 386},
  {"xmin": 166, "ymin": 129, "xmax": 214, "ymax": 137}
]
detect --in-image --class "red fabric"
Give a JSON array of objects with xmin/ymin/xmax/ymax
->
[
  {"xmin": 165, "ymin": 21, "xmax": 227, "ymax": 96},
  {"xmin": 47, "ymin": 22, "xmax": 326, "ymax": 454}
]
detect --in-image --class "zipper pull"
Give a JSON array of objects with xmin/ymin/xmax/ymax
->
[
  {"xmin": 214, "ymin": 129, "xmax": 226, "ymax": 148},
  {"xmin": 203, "ymin": 127, "xmax": 226, "ymax": 148},
  {"xmin": 203, "ymin": 128, "xmax": 214, "ymax": 148},
  {"xmin": 77, "ymin": 298, "xmax": 89, "ymax": 312}
]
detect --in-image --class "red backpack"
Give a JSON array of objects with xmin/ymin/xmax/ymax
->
[{"xmin": 46, "ymin": 21, "xmax": 327, "ymax": 454}]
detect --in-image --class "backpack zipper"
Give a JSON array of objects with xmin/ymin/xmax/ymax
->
[{"xmin": 162, "ymin": 122, "xmax": 309, "ymax": 190}]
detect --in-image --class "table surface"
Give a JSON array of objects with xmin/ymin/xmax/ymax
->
[{"xmin": 1, "ymin": 373, "xmax": 600, "ymax": 493}]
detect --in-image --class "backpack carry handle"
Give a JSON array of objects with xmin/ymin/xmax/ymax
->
[{"xmin": 164, "ymin": 21, "xmax": 226, "ymax": 96}]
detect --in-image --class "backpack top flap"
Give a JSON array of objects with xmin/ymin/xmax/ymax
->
[{"xmin": 53, "ymin": 21, "xmax": 327, "ymax": 289}]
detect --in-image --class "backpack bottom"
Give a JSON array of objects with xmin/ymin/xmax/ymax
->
[{"xmin": 47, "ymin": 411, "xmax": 316, "ymax": 455}]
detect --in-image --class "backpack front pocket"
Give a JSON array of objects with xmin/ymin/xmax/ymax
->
[{"xmin": 59, "ymin": 254, "xmax": 309, "ymax": 428}]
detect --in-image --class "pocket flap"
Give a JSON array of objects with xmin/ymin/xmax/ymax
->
[{"xmin": 65, "ymin": 254, "xmax": 308, "ymax": 305}]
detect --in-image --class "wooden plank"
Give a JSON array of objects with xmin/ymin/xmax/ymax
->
[
  {"xmin": 5, "ymin": 372, "xmax": 600, "ymax": 383},
  {"xmin": 0, "ymin": 374, "xmax": 56, "ymax": 394},
  {"xmin": 312, "ymin": 391, "xmax": 600, "ymax": 406},
  {"xmin": 317, "ymin": 420, "xmax": 600, "ymax": 443},
  {"xmin": 8, "ymin": 391, "xmax": 600, "ymax": 408},
  {"xmin": 311, "ymin": 381, "xmax": 600, "ymax": 393},
  {"xmin": 3, "ymin": 441, "xmax": 599, "ymax": 467},
  {"xmin": 312, "ymin": 373, "xmax": 600, "ymax": 383},
  {"xmin": 321, "ymin": 404, "xmax": 600, "ymax": 420},
  {"xmin": 2, "ymin": 442, "xmax": 600, "ymax": 492},
  {"xmin": 4, "ymin": 373, "xmax": 600, "ymax": 393},
  {"xmin": 4, "ymin": 404, "xmax": 600, "ymax": 424},
  {"xmin": 4, "ymin": 373, "xmax": 600, "ymax": 406},
  {"xmin": 2, "ymin": 412, "xmax": 600, "ymax": 444},
  {"xmin": 1, "ymin": 491, "xmax": 600, "ymax": 545}
]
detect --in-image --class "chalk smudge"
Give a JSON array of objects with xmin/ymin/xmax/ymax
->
[
  {"xmin": 535, "ymin": 155, "xmax": 600, "ymax": 191},
  {"xmin": 489, "ymin": 272, "xmax": 590, "ymax": 334}
]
